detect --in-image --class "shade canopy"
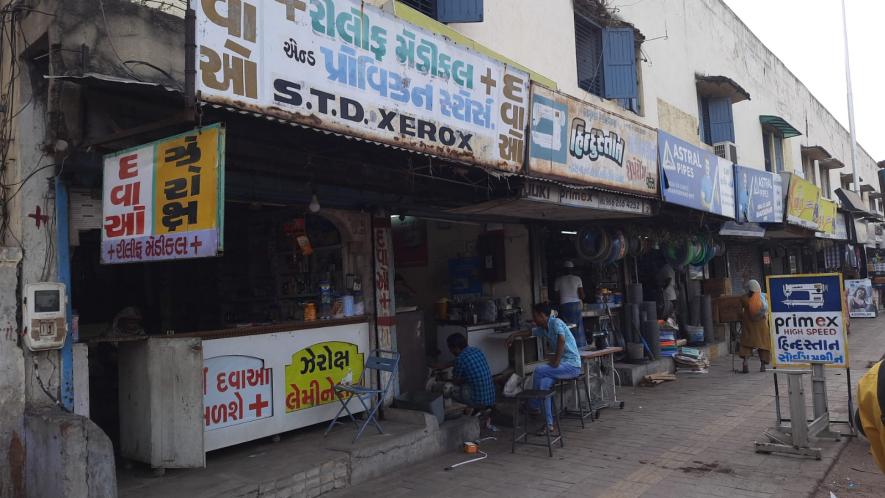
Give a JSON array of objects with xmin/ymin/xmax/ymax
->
[{"xmin": 760, "ymin": 115, "xmax": 802, "ymax": 138}]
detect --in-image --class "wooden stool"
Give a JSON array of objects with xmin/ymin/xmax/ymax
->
[
  {"xmin": 556, "ymin": 374, "xmax": 592, "ymax": 428},
  {"xmin": 512, "ymin": 390, "xmax": 563, "ymax": 457}
]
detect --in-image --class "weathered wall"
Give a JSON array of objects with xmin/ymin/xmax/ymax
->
[{"xmin": 0, "ymin": 247, "xmax": 25, "ymax": 498}]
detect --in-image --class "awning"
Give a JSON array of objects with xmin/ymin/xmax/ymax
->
[
  {"xmin": 801, "ymin": 145, "xmax": 831, "ymax": 162},
  {"xmin": 861, "ymin": 183, "xmax": 876, "ymax": 193},
  {"xmin": 840, "ymin": 172, "xmax": 862, "ymax": 183},
  {"xmin": 719, "ymin": 221, "xmax": 765, "ymax": 238},
  {"xmin": 759, "ymin": 115, "xmax": 802, "ymax": 138},
  {"xmin": 835, "ymin": 187, "xmax": 871, "ymax": 215},
  {"xmin": 878, "ymin": 160, "xmax": 885, "ymax": 169},
  {"xmin": 695, "ymin": 75, "xmax": 751, "ymax": 104},
  {"xmin": 819, "ymin": 158, "xmax": 845, "ymax": 170},
  {"xmin": 870, "ymin": 192, "xmax": 884, "ymax": 200}
]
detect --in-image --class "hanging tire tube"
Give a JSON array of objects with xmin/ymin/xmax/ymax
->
[
  {"xmin": 605, "ymin": 230, "xmax": 627, "ymax": 264},
  {"xmin": 576, "ymin": 226, "xmax": 610, "ymax": 261}
]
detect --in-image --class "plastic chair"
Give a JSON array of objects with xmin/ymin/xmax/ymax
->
[{"xmin": 324, "ymin": 349, "xmax": 400, "ymax": 443}]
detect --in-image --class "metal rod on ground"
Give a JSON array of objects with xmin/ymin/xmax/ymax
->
[{"xmin": 444, "ymin": 437, "xmax": 497, "ymax": 470}]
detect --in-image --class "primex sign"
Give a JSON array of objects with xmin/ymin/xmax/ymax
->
[{"xmin": 766, "ymin": 273, "xmax": 848, "ymax": 368}]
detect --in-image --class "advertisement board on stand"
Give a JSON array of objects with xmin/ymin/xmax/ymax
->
[
  {"xmin": 845, "ymin": 278, "xmax": 877, "ymax": 318},
  {"xmin": 766, "ymin": 273, "xmax": 848, "ymax": 368}
]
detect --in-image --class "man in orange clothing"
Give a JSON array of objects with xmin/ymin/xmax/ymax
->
[{"xmin": 856, "ymin": 359, "xmax": 885, "ymax": 473}]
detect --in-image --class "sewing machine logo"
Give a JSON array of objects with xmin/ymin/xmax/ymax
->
[{"xmin": 782, "ymin": 283, "xmax": 827, "ymax": 309}]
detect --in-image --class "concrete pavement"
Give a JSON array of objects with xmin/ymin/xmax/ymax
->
[{"xmin": 328, "ymin": 316, "xmax": 885, "ymax": 498}]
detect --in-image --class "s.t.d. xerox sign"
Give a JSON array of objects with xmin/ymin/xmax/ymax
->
[
  {"xmin": 195, "ymin": 0, "xmax": 529, "ymax": 171},
  {"xmin": 766, "ymin": 273, "xmax": 848, "ymax": 368}
]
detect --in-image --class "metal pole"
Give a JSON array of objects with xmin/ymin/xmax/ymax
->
[{"xmin": 841, "ymin": 0, "xmax": 860, "ymax": 193}]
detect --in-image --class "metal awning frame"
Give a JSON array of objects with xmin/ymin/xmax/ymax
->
[{"xmin": 760, "ymin": 115, "xmax": 802, "ymax": 138}]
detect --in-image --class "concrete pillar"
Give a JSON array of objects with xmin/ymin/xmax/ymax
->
[{"xmin": 0, "ymin": 247, "xmax": 25, "ymax": 498}]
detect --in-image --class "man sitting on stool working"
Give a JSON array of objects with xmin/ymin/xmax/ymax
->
[
  {"xmin": 437, "ymin": 333, "xmax": 496, "ymax": 426},
  {"xmin": 507, "ymin": 303, "xmax": 582, "ymax": 436}
]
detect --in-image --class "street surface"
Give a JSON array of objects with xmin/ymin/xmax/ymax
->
[{"xmin": 330, "ymin": 317, "xmax": 885, "ymax": 498}]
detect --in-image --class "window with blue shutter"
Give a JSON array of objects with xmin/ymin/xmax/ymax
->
[
  {"xmin": 437, "ymin": 0, "xmax": 483, "ymax": 23},
  {"xmin": 602, "ymin": 27, "xmax": 637, "ymax": 100},
  {"xmin": 707, "ymin": 97, "xmax": 735, "ymax": 144}
]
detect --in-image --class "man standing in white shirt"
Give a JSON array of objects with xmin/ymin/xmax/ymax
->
[
  {"xmin": 554, "ymin": 261, "xmax": 587, "ymax": 348},
  {"xmin": 657, "ymin": 262, "xmax": 677, "ymax": 320}
]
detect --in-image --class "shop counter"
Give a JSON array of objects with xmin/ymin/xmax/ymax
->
[{"xmin": 118, "ymin": 316, "xmax": 371, "ymax": 469}]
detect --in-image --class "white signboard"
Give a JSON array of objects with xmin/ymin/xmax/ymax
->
[
  {"xmin": 201, "ymin": 321, "xmax": 370, "ymax": 451},
  {"xmin": 521, "ymin": 180, "xmax": 653, "ymax": 215},
  {"xmin": 845, "ymin": 278, "xmax": 877, "ymax": 318},
  {"xmin": 195, "ymin": 0, "xmax": 529, "ymax": 171}
]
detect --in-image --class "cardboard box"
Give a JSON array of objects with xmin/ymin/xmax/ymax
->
[
  {"xmin": 702, "ymin": 278, "xmax": 732, "ymax": 298},
  {"xmin": 713, "ymin": 296, "xmax": 743, "ymax": 323}
]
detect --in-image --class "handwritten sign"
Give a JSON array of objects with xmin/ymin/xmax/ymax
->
[
  {"xmin": 203, "ymin": 355, "xmax": 273, "ymax": 430},
  {"xmin": 102, "ymin": 124, "xmax": 225, "ymax": 264},
  {"xmin": 284, "ymin": 341, "xmax": 364, "ymax": 412},
  {"xmin": 195, "ymin": 0, "xmax": 529, "ymax": 171},
  {"xmin": 767, "ymin": 273, "xmax": 848, "ymax": 368}
]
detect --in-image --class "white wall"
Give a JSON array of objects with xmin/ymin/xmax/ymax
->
[{"xmin": 444, "ymin": 0, "xmax": 880, "ymax": 196}]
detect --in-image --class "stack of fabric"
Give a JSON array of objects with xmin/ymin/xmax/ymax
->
[{"xmin": 659, "ymin": 329, "xmax": 677, "ymax": 357}]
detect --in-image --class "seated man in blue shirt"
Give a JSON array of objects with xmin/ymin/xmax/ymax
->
[
  {"xmin": 508, "ymin": 303, "xmax": 582, "ymax": 435},
  {"xmin": 440, "ymin": 333, "xmax": 496, "ymax": 419}
]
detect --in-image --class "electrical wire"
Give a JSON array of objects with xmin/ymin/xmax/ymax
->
[{"xmin": 97, "ymin": 0, "xmax": 144, "ymax": 82}]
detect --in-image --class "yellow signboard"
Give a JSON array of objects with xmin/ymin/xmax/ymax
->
[
  {"xmin": 816, "ymin": 198, "xmax": 837, "ymax": 235},
  {"xmin": 785, "ymin": 174, "xmax": 820, "ymax": 230},
  {"xmin": 284, "ymin": 341, "xmax": 365, "ymax": 412},
  {"xmin": 154, "ymin": 128, "xmax": 221, "ymax": 234}
]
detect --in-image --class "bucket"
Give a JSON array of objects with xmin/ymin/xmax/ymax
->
[{"xmin": 685, "ymin": 325, "xmax": 704, "ymax": 344}]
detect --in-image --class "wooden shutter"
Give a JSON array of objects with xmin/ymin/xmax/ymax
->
[
  {"xmin": 707, "ymin": 97, "xmax": 735, "ymax": 143},
  {"xmin": 437, "ymin": 0, "xmax": 484, "ymax": 23},
  {"xmin": 602, "ymin": 27, "xmax": 637, "ymax": 99}
]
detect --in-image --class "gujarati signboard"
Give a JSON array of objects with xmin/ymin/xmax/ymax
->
[
  {"xmin": 102, "ymin": 124, "xmax": 225, "ymax": 264},
  {"xmin": 195, "ymin": 0, "xmax": 529, "ymax": 171},
  {"xmin": 766, "ymin": 273, "xmax": 848, "ymax": 368},
  {"xmin": 528, "ymin": 84, "xmax": 658, "ymax": 196},
  {"xmin": 785, "ymin": 173, "xmax": 821, "ymax": 230}
]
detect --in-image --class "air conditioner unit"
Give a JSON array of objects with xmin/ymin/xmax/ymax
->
[{"xmin": 713, "ymin": 141, "xmax": 738, "ymax": 163}]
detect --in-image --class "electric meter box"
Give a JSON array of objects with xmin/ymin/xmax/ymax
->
[{"xmin": 22, "ymin": 282, "xmax": 68, "ymax": 351}]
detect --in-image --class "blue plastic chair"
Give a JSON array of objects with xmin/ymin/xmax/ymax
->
[{"xmin": 324, "ymin": 349, "xmax": 400, "ymax": 443}]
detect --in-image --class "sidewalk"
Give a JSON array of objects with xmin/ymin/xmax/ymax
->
[{"xmin": 329, "ymin": 317, "xmax": 885, "ymax": 498}]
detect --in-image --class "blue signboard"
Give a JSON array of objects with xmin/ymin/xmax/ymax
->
[
  {"xmin": 733, "ymin": 165, "xmax": 784, "ymax": 223},
  {"xmin": 658, "ymin": 131, "xmax": 735, "ymax": 218},
  {"xmin": 766, "ymin": 273, "xmax": 847, "ymax": 368}
]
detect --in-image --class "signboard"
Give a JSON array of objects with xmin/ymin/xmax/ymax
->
[
  {"xmin": 201, "ymin": 321, "xmax": 371, "ymax": 451},
  {"xmin": 195, "ymin": 0, "xmax": 529, "ymax": 171},
  {"xmin": 203, "ymin": 355, "xmax": 273, "ymax": 430},
  {"xmin": 521, "ymin": 180, "xmax": 653, "ymax": 216},
  {"xmin": 785, "ymin": 174, "xmax": 820, "ymax": 230},
  {"xmin": 658, "ymin": 131, "xmax": 735, "ymax": 218},
  {"xmin": 846, "ymin": 278, "xmax": 877, "ymax": 318},
  {"xmin": 766, "ymin": 273, "xmax": 848, "ymax": 368},
  {"xmin": 733, "ymin": 165, "xmax": 783, "ymax": 223},
  {"xmin": 102, "ymin": 124, "xmax": 225, "ymax": 264},
  {"xmin": 527, "ymin": 84, "xmax": 658, "ymax": 196},
  {"xmin": 815, "ymin": 198, "xmax": 837, "ymax": 236}
]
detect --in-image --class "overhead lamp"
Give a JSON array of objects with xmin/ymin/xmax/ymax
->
[
  {"xmin": 308, "ymin": 191, "xmax": 321, "ymax": 213},
  {"xmin": 561, "ymin": 230, "xmax": 578, "ymax": 235}
]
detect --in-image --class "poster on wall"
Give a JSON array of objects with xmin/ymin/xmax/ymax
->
[
  {"xmin": 733, "ymin": 164, "xmax": 783, "ymax": 223},
  {"xmin": 658, "ymin": 131, "xmax": 735, "ymax": 218},
  {"xmin": 392, "ymin": 216, "xmax": 428, "ymax": 267},
  {"xmin": 815, "ymin": 198, "xmax": 837, "ymax": 236},
  {"xmin": 845, "ymin": 278, "xmax": 877, "ymax": 318},
  {"xmin": 102, "ymin": 124, "xmax": 225, "ymax": 264},
  {"xmin": 766, "ymin": 273, "xmax": 848, "ymax": 368},
  {"xmin": 527, "ymin": 84, "xmax": 658, "ymax": 196},
  {"xmin": 195, "ymin": 0, "xmax": 529, "ymax": 172},
  {"xmin": 785, "ymin": 174, "xmax": 821, "ymax": 230}
]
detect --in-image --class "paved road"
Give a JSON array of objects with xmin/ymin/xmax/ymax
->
[{"xmin": 330, "ymin": 317, "xmax": 885, "ymax": 498}]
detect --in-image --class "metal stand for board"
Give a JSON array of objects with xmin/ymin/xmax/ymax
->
[{"xmin": 754, "ymin": 363, "xmax": 846, "ymax": 460}]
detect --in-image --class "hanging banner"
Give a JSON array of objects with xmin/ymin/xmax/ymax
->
[
  {"xmin": 845, "ymin": 278, "xmax": 877, "ymax": 318},
  {"xmin": 815, "ymin": 198, "xmax": 837, "ymax": 236},
  {"xmin": 102, "ymin": 124, "xmax": 225, "ymax": 264},
  {"xmin": 527, "ymin": 84, "xmax": 658, "ymax": 196},
  {"xmin": 195, "ymin": 0, "xmax": 529, "ymax": 171},
  {"xmin": 785, "ymin": 173, "xmax": 821, "ymax": 230},
  {"xmin": 658, "ymin": 131, "xmax": 735, "ymax": 217},
  {"xmin": 733, "ymin": 164, "xmax": 783, "ymax": 223},
  {"xmin": 767, "ymin": 273, "xmax": 848, "ymax": 368}
]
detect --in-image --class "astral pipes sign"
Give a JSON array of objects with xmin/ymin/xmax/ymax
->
[
  {"xmin": 658, "ymin": 131, "xmax": 734, "ymax": 218},
  {"xmin": 195, "ymin": 0, "xmax": 529, "ymax": 171},
  {"xmin": 766, "ymin": 273, "xmax": 848, "ymax": 368}
]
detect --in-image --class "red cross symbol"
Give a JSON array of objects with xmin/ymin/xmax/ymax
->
[
  {"xmin": 190, "ymin": 236, "xmax": 203, "ymax": 253},
  {"xmin": 107, "ymin": 247, "xmax": 115, "ymax": 260},
  {"xmin": 28, "ymin": 206, "xmax": 49, "ymax": 229},
  {"xmin": 249, "ymin": 394, "xmax": 269, "ymax": 417}
]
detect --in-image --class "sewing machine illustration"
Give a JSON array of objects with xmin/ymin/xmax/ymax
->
[{"xmin": 782, "ymin": 283, "xmax": 827, "ymax": 308}]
